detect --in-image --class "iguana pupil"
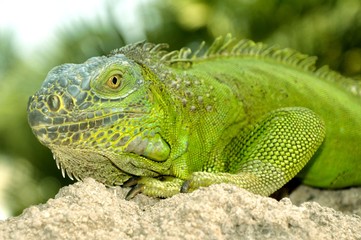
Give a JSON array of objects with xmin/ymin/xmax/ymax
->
[{"xmin": 108, "ymin": 75, "xmax": 122, "ymax": 89}]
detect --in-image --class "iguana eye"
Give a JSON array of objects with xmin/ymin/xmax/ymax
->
[{"xmin": 106, "ymin": 74, "xmax": 122, "ymax": 89}]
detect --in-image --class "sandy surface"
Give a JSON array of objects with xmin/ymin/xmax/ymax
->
[{"xmin": 1, "ymin": 178, "xmax": 360, "ymax": 240}]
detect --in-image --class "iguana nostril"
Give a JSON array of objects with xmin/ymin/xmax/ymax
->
[{"xmin": 47, "ymin": 95, "xmax": 61, "ymax": 111}]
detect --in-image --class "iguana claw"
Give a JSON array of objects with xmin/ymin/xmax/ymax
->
[
  {"xmin": 123, "ymin": 176, "xmax": 144, "ymax": 199},
  {"xmin": 125, "ymin": 184, "xmax": 145, "ymax": 200},
  {"xmin": 180, "ymin": 180, "xmax": 191, "ymax": 193}
]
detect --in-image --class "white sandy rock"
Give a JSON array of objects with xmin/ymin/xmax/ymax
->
[{"xmin": 1, "ymin": 178, "xmax": 360, "ymax": 240}]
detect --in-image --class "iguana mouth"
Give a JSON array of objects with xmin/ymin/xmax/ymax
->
[
  {"xmin": 28, "ymin": 108, "xmax": 146, "ymax": 146},
  {"xmin": 28, "ymin": 104, "xmax": 146, "ymax": 129},
  {"xmin": 28, "ymin": 111, "xmax": 144, "ymax": 131}
]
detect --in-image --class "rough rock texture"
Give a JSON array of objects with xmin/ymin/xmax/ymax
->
[
  {"xmin": 290, "ymin": 185, "xmax": 361, "ymax": 216},
  {"xmin": 1, "ymin": 178, "xmax": 360, "ymax": 240}
]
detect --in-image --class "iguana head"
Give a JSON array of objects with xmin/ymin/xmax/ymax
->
[{"xmin": 27, "ymin": 46, "xmax": 172, "ymax": 185}]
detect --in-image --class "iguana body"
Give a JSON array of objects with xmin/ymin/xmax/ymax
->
[{"xmin": 27, "ymin": 35, "xmax": 361, "ymax": 198}]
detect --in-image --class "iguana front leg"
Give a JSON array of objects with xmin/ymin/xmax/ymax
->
[
  {"xmin": 182, "ymin": 107, "xmax": 325, "ymax": 196},
  {"xmin": 126, "ymin": 107, "xmax": 325, "ymax": 198}
]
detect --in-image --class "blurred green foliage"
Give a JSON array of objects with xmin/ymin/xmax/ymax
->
[{"xmin": 0, "ymin": 0, "xmax": 360, "ymax": 218}]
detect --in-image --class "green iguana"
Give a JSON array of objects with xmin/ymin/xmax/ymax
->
[{"xmin": 27, "ymin": 35, "xmax": 361, "ymax": 199}]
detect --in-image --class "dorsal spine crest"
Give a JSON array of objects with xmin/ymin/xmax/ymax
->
[{"xmin": 110, "ymin": 34, "xmax": 361, "ymax": 98}]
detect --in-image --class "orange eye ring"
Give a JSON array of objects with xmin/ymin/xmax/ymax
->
[{"xmin": 106, "ymin": 74, "xmax": 122, "ymax": 89}]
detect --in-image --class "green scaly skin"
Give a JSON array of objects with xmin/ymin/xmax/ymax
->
[{"xmin": 27, "ymin": 35, "xmax": 361, "ymax": 199}]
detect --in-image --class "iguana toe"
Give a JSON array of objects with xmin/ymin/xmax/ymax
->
[{"xmin": 125, "ymin": 184, "xmax": 145, "ymax": 200}]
